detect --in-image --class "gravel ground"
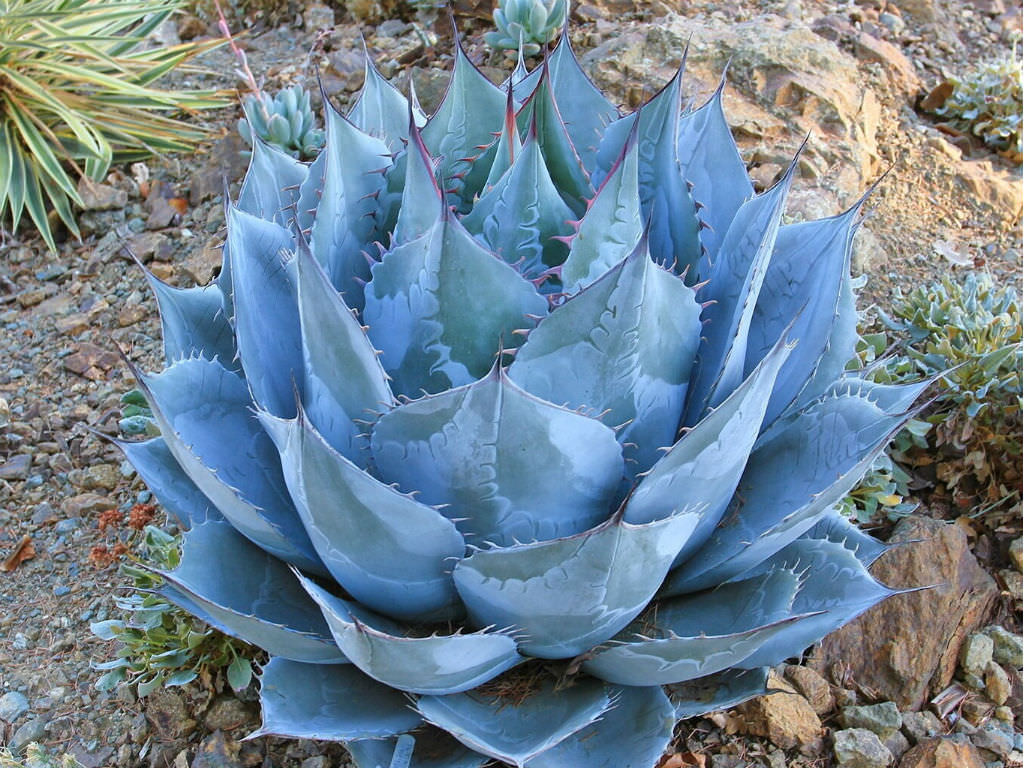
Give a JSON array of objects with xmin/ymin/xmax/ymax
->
[{"xmin": 0, "ymin": 0, "xmax": 1020, "ymax": 764}]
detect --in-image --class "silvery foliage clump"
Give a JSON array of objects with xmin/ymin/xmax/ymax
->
[
  {"xmin": 116, "ymin": 32, "xmax": 930, "ymax": 768},
  {"xmin": 238, "ymin": 84, "xmax": 325, "ymax": 160},
  {"xmin": 485, "ymin": 0, "xmax": 567, "ymax": 56}
]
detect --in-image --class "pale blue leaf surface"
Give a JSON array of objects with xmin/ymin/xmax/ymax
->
[
  {"xmin": 594, "ymin": 68, "xmax": 700, "ymax": 277},
  {"xmin": 372, "ymin": 365, "xmax": 624, "ymax": 548},
  {"xmin": 482, "ymin": 87, "xmax": 523, "ymax": 192},
  {"xmin": 736, "ymin": 538, "xmax": 899, "ymax": 667},
  {"xmin": 310, "ymin": 100, "xmax": 392, "ymax": 310},
  {"xmin": 582, "ymin": 569, "xmax": 810, "ymax": 686},
  {"xmin": 295, "ymin": 243, "xmax": 393, "ymax": 463},
  {"xmin": 363, "ymin": 218, "xmax": 548, "ymax": 397},
  {"xmin": 676, "ymin": 85, "xmax": 753, "ymax": 264},
  {"xmin": 251, "ymin": 657, "xmax": 420, "ymax": 739},
  {"xmin": 296, "ymin": 573, "xmax": 523, "ymax": 695},
  {"xmin": 461, "ymin": 123, "xmax": 574, "ymax": 281},
  {"xmin": 624, "ymin": 334, "xmax": 792, "ymax": 564},
  {"xmin": 294, "ymin": 149, "xmax": 326, "ymax": 235},
  {"xmin": 453, "ymin": 508, "xmax": 699, "ymax": 658},
  {"xmin": 524, "ymin": 685, "xmax": 674, "ymax": 768},
  {"xmin": 349, "ymin": 51, "xmax": 425, "ymax": 152},
  {"xmin": 347, "ymin": 735, "xmax": 488, "ymax": 768},
  {"xmin": 114, "ymin": 437, "xmax": 218, "ymax": 528},
  {"xmin": 141, "ymin": 265, "xmax": 238, "ymax": 371},
  {"xmin": 238, "ymin": 137, "xmax": 308, "ymax": 228},
  {"xmin": 516, "ymin": 75, "xmax": 593, "ymax": 216},
  {"xmin": 509, "ymin": 241, "xmax": 701, "ymax": 474},
  {"xmin": 683, "ymin": 165, "xmax": 794, "ymax": 425},
  {"xmin": 261, "ymin": 410, "xmax": 465, "ymax": 622},
  {"xmin": 559, "ymin": 131, "xmax": 642, "ymax": 294},
  {"xmin": 803, "ymin": 511, "xmax": 888, "ymax": 567},
  {"xmin": 155, "ymin": 521, "xmax": 343, "ymax": 663},
  {"xmin": 544, "ymin": 34, "xmax": 618, "ymax": 174},
  {"xmin": 136, "ymin": 357, "xmax": 324, "ymax": 574},
  {"xmin": 226, "ymin": 205, "xmax": 302, "ymax": 418},
  {"xmin": 669, "ymin": 667, "xmax": 770, "ymax": 719},
  {"xmin": 392, "ymin": 123, "xmax": 444, "ymax": 246},
  {"xmin": 824, "ymin": 375, "xmax": 934, "ymax": 416},
  {"xmin": 421, "ymin": 40, "xmax": 505, "ymax": 207},
  {"xmin": 416, "ymin": 679, "xmax": 613, "ymax": 767},
  {"xmin": 666, "ymin": 393, "xmax": 906, "ymax": 594},
  {"xmin": 745, "ymin": 207, "xmax": 860, "ymax": 425}
]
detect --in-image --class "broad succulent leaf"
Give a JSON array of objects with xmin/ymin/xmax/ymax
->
[
  {"xmin": 113, "ymin": 437, "xmax": 217, "ymax": 529},
  {"xmin": 296, "ymin": 572, "xmax": 523, "ymax": 694},
  {"xmin": 156, "ymin": 521, "xmax": 343, "ymax": 662},
  {"xmin": 415, "ymin": 679, "xmax": 613, "ymax": 767},
  {"xmin": 116, "ymin": 32, "xmax": 928, "ymax": 768},
  {"xmin": 453, "ymin": 507, "xmax": 700, "ymax": 658},
  {"xmin": 372, "ymin": 365, "xmax": 624, "ymax": 547},
  {"xmin": 252, "ymin": 658, "xmax": 421, "ymax": 739}
]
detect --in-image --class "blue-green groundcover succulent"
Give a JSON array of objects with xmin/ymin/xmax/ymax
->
[{"xmin": 112, "ymin": 33, "xmax": 930, "ymax": 768}]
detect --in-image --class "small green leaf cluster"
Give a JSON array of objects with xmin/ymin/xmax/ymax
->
[
  {"xmin": 0, "ymin": 0, "xmax": 226, "ymax": 251},
  {"xmin": 869, "ymin": 273, "xmax": 1022, "ymax": 514},
  {"xmin": 935, "ymin": 55, "xmax": 1023, "ymax": 160},
  {"xmin": 91, "ymin": 525, "xmax": 259, "ymax": 697},
  {"xmin": 238, "ymin": 85, "xmax": 325, "ymax": 160},
  {"xmin": 119, "ymin": 388, "xmax": 160, "ymax": 438},
  {"xmin": 0, "ymin": 744, "xmax": 81, "ymax": 768},
  {"xmin": 485, "ymin": 0, "xmax": 567, "ymax": 56},
  {"xmin": 837, "ymin": 452, "xmax": 917, "ymax": 524}
]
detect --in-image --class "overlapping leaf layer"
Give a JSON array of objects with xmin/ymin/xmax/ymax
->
[{"xmin": 119, "ymin": 34, "xmax": 924, "ymax": 768}]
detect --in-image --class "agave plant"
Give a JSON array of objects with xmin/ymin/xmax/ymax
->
[
  {"xmin": 0, "ymin": 0, "xmax": 224, "ymax": 251},
  {"xmin": 238, "ymin": 84, "xmax": 325, "ymax": 160},
  {"xmin": 485, "ymin": 0, "xmax": 567, "ymax": 56},
  {"xmin": 112, "ymin": 32, "xmax": 930, "ymax": 768}
]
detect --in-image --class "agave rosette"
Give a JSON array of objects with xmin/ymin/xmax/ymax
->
[{"xmin": 116, "ymin": 34, "xmax": 928, "ymax": 768}]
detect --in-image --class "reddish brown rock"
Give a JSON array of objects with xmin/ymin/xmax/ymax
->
[
  {"xmin": 736, "ymin": 674, "xmax": 824, "ymax": 753},
  {"xmin": 897, "ymin": 736, "xmax": 986, "ymax": 768},
  {"xmin": 809, "ymin": 516, "xmax": 998, "ymax": 709}
]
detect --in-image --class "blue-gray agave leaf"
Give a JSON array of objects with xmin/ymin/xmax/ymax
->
[
  {"xmin": 676, "ymin": 82, "xmax": 754, "ymax": 262},
  {"xmin": 461, "ymin": 120, "xmax": 574, "ymax": 281},
  {"xmin": 238, "ymin": 137, "xmax": 308, "ymax": 228},
  {"xmin": 594, "ymin": 68, "xmax": 700, "ymax": 277},
  {"xmin": 310, "ymin": 99, "xmax": 392, "ymax": 310},
  {"xmin": 509, "ymin": 240, "xmax": 701, "ymax": 474},
  {"xmin": 346, "ymin": 736, "xmax": 488, "ymax": 768},
  {"xmin": 525, "ymin": 685, "xmax": 674, "ymax": 768},
  {"xmin": 348, "ymin": 50, "xmax": 425, "ymax": 152},
  {"xmin": 295, "ymin": 243, "xmax": 393, "ymax": 463},
  {"xmin": 294, "ymin": 149, "xmax": 326, "ymax": 236},
  {"xmin": 421, "ymin": 39, "xmax": 505, "ymax": 207},
  {"xmin": 296, "ymin": 572, "xmax": 524, "ymax": 695},
  {"xmin": 483, "ymin": 88, "xmax": 523, "ymax": 191},
  {"xmin": 516, "ymin": 74, "xmax": 594, "ymax": 216},
  {"xmin": 226, "ymin": 205, "xmax": 302, "ymax": 418},
  {"xmin": 392, "ymin": 123, "xmax": 445, "ymax": 247},
  {"xmin": 261, "ymin": 409, "xmax": 465, "ymax": 622},
  {"xmin": 736, "ymin": 537, "xmax": 902, "ymax": 668},
  {"xmin": 362, "ymin": 207, "xmax": 548, "ymax": 398},
  {"xmin": 156, "ymin": 521, "xmax": 343, "ymax": 663},
  {"xmin": 745, "ymin": 204, "xmax": 861, "ymax": 426},
  {"xmin": 141, "ymin": 266, "xmax": 237, "ymax": 371},
  {"xmin": 372, "ymin": 364, "xmax": 625, "ymax": 548},
  {"xmin": 669, "ymin": 668, "xmax": 771, "ymax": 719},
  {"xmin": 684, "ymin": 162, "xmax": 795, "ymax": 425},
  {"xmin": 665, "ymin": 393, "xmax": 907, "ymax": 594},
  {"xmin": 113, "ymin": 437, "xmax": 218, "ymax": 529},
  {"xmin": 559, "ymin": 130, "xmax": 643, "ymax": 294},
  {"xmin": 416, "ymin": 678, "xmax": 613, "ymax": 767},
  {"xmin": 582, "ymin": 569, "xmax": 812, "ymax": 685},
  {"xmin": 804, "ymin": 511, "xmax": 888, "ymax": 567},
  {"xmin": 252, "ymin": 657, "xmax": 421, "ymax": 739},
  {"xmin": 135, "ymin": 357, "xmax": 323, "ymax": 575},
  {"xmin": 825, "ymin": 374, "xmax": 936, "ymax": 416},
  {"xmin": 453, "ymin": 508, "xmax": 700, "ymax": 658},
  {"xmin": 543, "ymin": 34, "xmax": 619, "ymax": 175},
  {"xmin": 623, "ymin": 333, "xmax": 792, "ymax": 563}
]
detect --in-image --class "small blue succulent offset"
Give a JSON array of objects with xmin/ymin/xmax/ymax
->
[{"xmin": 116, "ymin": 29, "xmax": 928, "ymax": 768}]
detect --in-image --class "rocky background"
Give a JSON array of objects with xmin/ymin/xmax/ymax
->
[{"xmin": 0, "ymin": 0, "xmax": 1020, "ymax": 765}]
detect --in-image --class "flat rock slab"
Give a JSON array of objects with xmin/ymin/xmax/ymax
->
[{"xmin": 809, "ymin": 515, "xmax": 997, "ymax": 709}]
